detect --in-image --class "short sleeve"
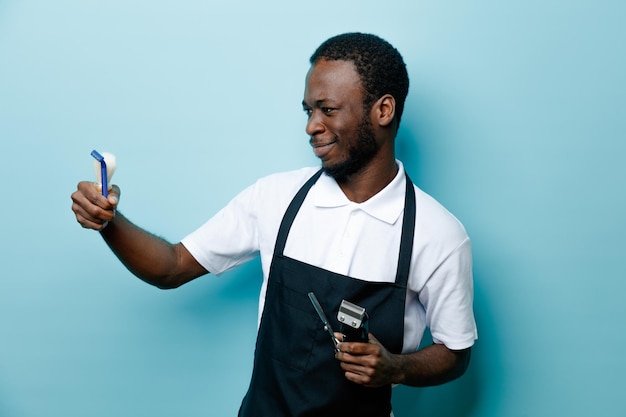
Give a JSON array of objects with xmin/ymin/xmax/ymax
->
[
  {"xmin": 181, "ymin": 184, "xmax": 260, "ymax": 275},
  {"xmin": 419, "ymin": 237, "xmax": 477, "ymax": 350}
]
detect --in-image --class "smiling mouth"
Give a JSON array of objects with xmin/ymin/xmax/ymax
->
[
  {"xmin": 310, "ymin": 138, "xmax": 337, "ymax": 148},
  {"xmin": 311, "ymin": 139, "xmax": 337, "ymax": 160},
  {"xmin": 310, "ymin": 139, "xmax": 337, "ymax": 158}
]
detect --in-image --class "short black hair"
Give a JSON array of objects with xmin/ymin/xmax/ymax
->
[{"xmin": 310, "ymin": 32, "xmax": 409, "ymax": 129}]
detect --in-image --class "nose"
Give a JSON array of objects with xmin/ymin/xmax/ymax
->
[{"xmin": 305, "ymin": 110, "xmax": 325, "ymax": 137}]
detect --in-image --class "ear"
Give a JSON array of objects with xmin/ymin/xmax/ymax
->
[{"xmin": 372, "ymin": 94, "xmax": 396, "ymax": 128}]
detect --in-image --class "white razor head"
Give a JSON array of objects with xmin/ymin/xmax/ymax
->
[{"xmin": 337, "ymin": 300, "xmax": 366, "ymax": 329}]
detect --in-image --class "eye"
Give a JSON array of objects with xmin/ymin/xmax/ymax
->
[
  {"xmin": 303, "ymin": 107, "xmax": 313, "ymax": 118},
  {"xmin": 321, "ymin": 107, "xmax": 335, "ymax": 115}
]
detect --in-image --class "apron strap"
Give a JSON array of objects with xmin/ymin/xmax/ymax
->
[
  {"xmin": 273, "ymin": 169, "xmax": 324, "ymax": 256},
  {"xmin": 395, "ymin": 172, "xmax": 416, "ymax": 288}
]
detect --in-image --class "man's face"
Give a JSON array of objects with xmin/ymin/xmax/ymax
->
[{"xmin": 302, "ymin": 59, "xmax": 380, "ymax": 181}]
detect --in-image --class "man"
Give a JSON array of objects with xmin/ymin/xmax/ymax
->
[{"xmin": 72, "ymin": 33, "xmax": 477, "ymax": 416}]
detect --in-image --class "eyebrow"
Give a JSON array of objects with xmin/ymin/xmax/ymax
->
[{"xmin": 302, "ymin": 99, "xmax": 335, "ymax": 108}]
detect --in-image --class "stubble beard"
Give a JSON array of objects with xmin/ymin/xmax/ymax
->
[{"xmin": 323, "ymin": 117, "xmax": 380, "ymax": 182}]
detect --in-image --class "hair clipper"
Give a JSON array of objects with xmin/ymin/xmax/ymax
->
[{"xmin": 337, "ymin": 300, "xmax": 369, "ymax": 343}]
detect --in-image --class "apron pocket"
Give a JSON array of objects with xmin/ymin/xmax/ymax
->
[{"xmin": 264, "ymin": 284, "xmax": 319, "ymax": 372}]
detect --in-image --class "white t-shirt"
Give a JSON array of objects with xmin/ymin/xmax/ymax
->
[{"xmin": 182, "ymin": 162, "xmax": 477, "ymax": 352}]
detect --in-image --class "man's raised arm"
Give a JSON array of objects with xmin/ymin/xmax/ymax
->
[{"xmin": 71, "ymin": 181, "xmax": 207, "ymax": 289}]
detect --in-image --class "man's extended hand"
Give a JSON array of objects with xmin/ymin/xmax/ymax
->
[
  {"xmin": 334, "ymin": 332, "xmax": 402, "ymax": 387},
  {"xmin": 71, "ymin": 181, "xmax": 120, "ymax": 230}
]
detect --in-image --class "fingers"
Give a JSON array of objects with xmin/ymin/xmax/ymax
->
[
  {"xmin": 108, "ymin": 184, "xmax": 121, "ymax": 205},
  {"xmin": 335, "ymin": 333, "xmax": 393, "ymax": 387},
  {"xmin": 337, "ymin": 347, "xmax": 380, "ymax": 386},
  {"xmin": 71, "ymin": 181, "xmax": 120, "ymax": 230},
  {"xmin": 335, "ymin": 333, "xmax": 379, "ymax": 368},
  {"xmin": 341, "ymin": 363, "xmax": 376, "ymax": 385},
  {"xmin": 336, "ymin": 333, "xmax": 378, "ymax": 355}
]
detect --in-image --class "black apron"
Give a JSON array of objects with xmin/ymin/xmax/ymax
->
[{"xmin": 238, "ymin": 169, "xmax": 416, "ymax": 417}]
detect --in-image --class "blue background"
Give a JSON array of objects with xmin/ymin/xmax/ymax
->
[{"xmin": 1, "ymin": 1, "xmax": 625, "ymax": 416}]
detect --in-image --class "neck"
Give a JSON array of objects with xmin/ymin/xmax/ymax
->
[{"xmin": 336, "ymin": 157, "xmax": 398, "ymax": 203}]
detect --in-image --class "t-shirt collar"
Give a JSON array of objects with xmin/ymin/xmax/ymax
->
[{"xmin": 310, "ymin": 161, "xmax": 407, "ymax": 225}]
